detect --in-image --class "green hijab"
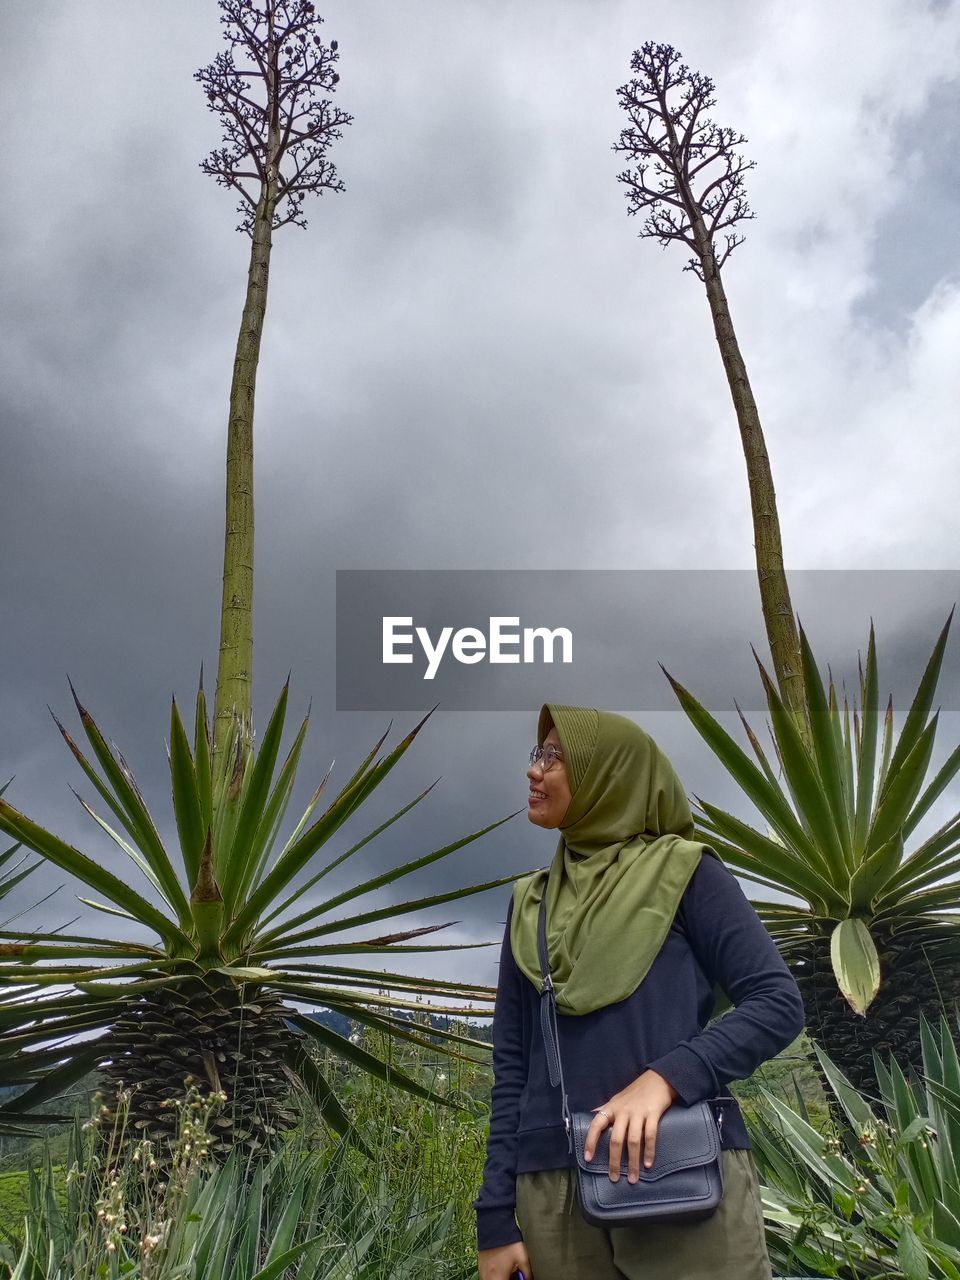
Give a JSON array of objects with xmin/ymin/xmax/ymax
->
[{"xmin": 510, "ymin": 703, "xmax": 722, "ymax": 1017}]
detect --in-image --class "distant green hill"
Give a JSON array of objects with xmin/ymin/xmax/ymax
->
[{"xmin": 299, "ymin": 1008, "xmax": 493, "ymax": 1044}]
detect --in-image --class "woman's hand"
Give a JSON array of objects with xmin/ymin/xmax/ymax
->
[
  {"xmin": 478, "ymin": 1240, "xmax": 533, "ymax": 1280},
  {"xmin": 583, "ymin": 1068, "xmax": 679, "ymax": 1183}
]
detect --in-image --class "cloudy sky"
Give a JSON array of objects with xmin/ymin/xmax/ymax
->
[{"xmin": 2, "ymin": 0, "xmax": 959, "ymax": 1001}]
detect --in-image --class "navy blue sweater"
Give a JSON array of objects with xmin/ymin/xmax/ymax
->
[{"xmin": 472, "ymin": 851, "xmax": 806, "ymax": 1251}]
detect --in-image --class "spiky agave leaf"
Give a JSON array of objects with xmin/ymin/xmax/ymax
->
[
  {"xmin": 0, "ymin": 839, "xmax": 44, "ymax": 919},
  {"xmin": 754, "ymin": 1013, "xmax": 960, "ymax": 1278},
  {"xmin": 0, "ymin": 781, "xmax": 46, "ymax": 925},
  {"xmin": 0, "ymin": 679, "xmax": 526, "ymax": 1160},
  {"xmin": 0, "ymin": 800, "xmax": 57, "ymax": 1135},
  {"xmin": 664, "ymin": 608, "xmax": 960, "ymax": 1091}
]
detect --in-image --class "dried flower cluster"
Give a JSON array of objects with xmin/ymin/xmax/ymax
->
[
  {"xmin": 613, "ymin": 41, "xmax": 755, "ymax": 280},
  {"xmin": 195, "ymin": 0, "xmax": 353, "ymax": 234}
]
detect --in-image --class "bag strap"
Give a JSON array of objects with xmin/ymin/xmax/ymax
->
[
  {"xmin": 535, "ymin": 887, "xmax": 733, "ymax": 1152},
  {"xmin": 536, "ymin": 890, "xmax": 575, "ymax": 1153}
]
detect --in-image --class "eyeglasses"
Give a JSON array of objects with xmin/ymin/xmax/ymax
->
[{"xmin": 529, "ymin": 744, "xmax": 565, "ymax": 773}]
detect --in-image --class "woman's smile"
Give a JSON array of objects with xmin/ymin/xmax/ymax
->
[{"xmin": 526, "ymin": 725, "xmax": 572, "ymax": 827}]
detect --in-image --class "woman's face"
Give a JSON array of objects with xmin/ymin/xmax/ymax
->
[{"xmin": 526, "ymin": 726, "xmax": 572, "ymax": 828}]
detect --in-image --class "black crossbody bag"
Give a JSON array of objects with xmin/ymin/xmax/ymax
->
[{"xmin": 536, "ymin": 891, "xmax": 729, "ymax": 1227}]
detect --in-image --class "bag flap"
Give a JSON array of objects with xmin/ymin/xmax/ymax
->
[{"xmin": 570, "ymin": 1101, "xmax": 720, "ymax": 1181}]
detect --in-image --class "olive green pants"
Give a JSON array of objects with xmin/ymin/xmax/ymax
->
[{"xmin": 515, "ymin": 1148, "xmax": 772, "ymax": 1280}]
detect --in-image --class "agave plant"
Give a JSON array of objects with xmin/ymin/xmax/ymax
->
[
  {"xmin": 0, "ymin": 677, "xmax": 519, "ymax": 1162},
  {"xmin": 754, "ymin": 1013, "xmax": 960, "ymax": 1280},
  {"xmin": 663, "ymin": 608, "xmax": 960, "ymax": 1094},
  {"xmin": 0, "ymin": 812, "xmax": 49, "ymax": 1137}
]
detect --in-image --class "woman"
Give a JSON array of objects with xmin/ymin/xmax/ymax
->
[{"xmin": 473, "ymin": 704, "xmax": 805, "ymax": 1280}]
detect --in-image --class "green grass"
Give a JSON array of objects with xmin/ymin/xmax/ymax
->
[
  {"xmin": 0, "ymin": 1020, "xmax": 831, "ymax": 1274},
  {"xmin": 0, "ymin": 1168, "xmax": 32, "ymax": 1240}
]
